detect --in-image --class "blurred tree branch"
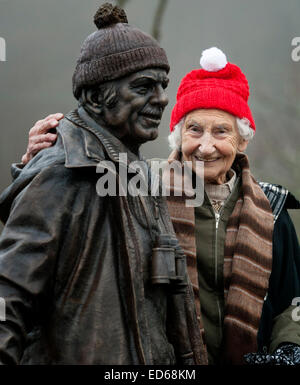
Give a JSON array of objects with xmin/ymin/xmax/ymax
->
[
  {"xmin": 116, "ymin": 0, "xmax": 130, "ymax": 8},
  {"xmin": 152, "ymin": 0, "xmax": 169, "ymax": 41},
  {"xmin": 115, "ymin": 0, "xmax": 169, "ymax": 42}
]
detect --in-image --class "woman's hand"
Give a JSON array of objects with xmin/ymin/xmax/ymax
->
[{"xmin": 21, "ymin": 113, "xmax": 64, "ymax": 165}]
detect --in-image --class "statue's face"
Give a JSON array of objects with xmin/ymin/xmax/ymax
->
[{"xmin": 102, "ymin": 68, "xmax": 169, "ymax": 144}]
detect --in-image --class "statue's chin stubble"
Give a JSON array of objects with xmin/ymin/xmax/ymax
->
[{"xmin": 149, "ymin": 130, "xmax": 159, "ymax": 140}]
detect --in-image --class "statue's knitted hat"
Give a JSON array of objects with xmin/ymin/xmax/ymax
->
[
  {"xmin": 170, "ymin": 47, "xmax": 255, "ymax": 132},
  {"xmin": 72, "ymin": 3, "xmax": 170, "ymax": 99}
]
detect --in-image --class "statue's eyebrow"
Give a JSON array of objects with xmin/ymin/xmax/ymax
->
[
  {"xmin": 130, "ymin": 76, "xmax": 157, "ymax": 86},
  {"xmin": 130, "ymin": 75, "xmax": 169, "ymax": 87}
]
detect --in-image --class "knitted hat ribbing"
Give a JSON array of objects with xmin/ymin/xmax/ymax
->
[
  {"xmin": 170, "ymin": 47, "xmax": 255, "ymax": 132},
  {"xmin": 72, "ymin": 3, "xmax": 170, "ymax": 99}
]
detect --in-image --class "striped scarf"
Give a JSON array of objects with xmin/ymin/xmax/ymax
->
[{"xmin": 164, "ymin": 151, "xmax": 274, "ymax": 365}]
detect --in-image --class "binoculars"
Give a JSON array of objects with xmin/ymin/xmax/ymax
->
[{"xmin": 151, "ymin": 234, "xmax": 187, "ymax": 287}]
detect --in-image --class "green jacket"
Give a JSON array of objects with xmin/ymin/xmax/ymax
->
[{"xmin": 195, "ymin": 177, "xmax": 300, "ymax": 364}]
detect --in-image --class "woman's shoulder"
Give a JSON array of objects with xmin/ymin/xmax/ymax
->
[{"xmin": 258, "ymin": 182, "xmax": 300, "ymax": 222}]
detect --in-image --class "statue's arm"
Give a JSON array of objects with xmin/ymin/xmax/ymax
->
[
  {"xmin": 166, "ymin": 270, "xmax": 204, "ymax": 364},
  {"xmin": 0, "ymin": 165, "xmax": 69, "ymax": 364}
]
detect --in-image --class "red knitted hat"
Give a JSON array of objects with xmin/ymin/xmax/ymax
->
[{"xmin": 170, "ymin": 47, "xmax": 255, "ymax": 132}]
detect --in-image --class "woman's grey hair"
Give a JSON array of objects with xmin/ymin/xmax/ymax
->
[{"xmin": 168, "ymin": 115, "xmax": 255, "ymax": 151}]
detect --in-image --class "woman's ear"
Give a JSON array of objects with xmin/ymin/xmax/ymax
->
[
  {"xmin": 238, "ymin": 138, "xmax": 249, "ymax": 152},
  {"xmin": 83, "ymin": 89, "xmax": 103, "ymax": 115}
]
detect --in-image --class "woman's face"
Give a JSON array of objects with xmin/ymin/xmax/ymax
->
[{"xmin": 181, "ymin": 109, "xmax": 248, "ymax": 184}]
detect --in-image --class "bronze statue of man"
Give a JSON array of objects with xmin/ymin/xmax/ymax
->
[{"xmin": 0, "ymin": 4, "xmax": 203, "ymax": 364}]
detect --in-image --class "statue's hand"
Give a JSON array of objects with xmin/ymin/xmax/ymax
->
[
  {"xmin": 21, "ymin": 113, "xmax": 64, "ymax": 165},
  {"xmin": 244, "ymin": 343, "xmax": 300, "ymax": 366}
]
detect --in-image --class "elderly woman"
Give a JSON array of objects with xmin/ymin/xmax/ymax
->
[
  {"xmin": 165, "ymin": 47, "xmax": 300, "ymax": 365},
  {"xmin": 18, "ymin": 48, "xmax": 300, "ymax": 365}
]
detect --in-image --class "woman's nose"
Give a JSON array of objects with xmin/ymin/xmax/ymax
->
[{"xmin": 198, "ymin": 133, "xmax": 215, "ymax": 156}]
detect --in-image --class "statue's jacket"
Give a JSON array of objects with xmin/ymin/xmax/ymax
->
[{"xmin": 0, "ymin": 109, "xmax": 202, "ymax": 365}]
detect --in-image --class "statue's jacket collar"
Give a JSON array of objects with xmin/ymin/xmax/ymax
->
[
  {"xmin": 62, "ymin": 107, "xmax": 143, "ymax": 169},
  {"xmin": 0, "ymin": 108, "xmax": 144, "ymax": 223}
]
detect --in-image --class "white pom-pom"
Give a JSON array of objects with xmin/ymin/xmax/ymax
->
[{"xmin": 200, "ymin": 47, "xmax": 227, "ymax": 72}]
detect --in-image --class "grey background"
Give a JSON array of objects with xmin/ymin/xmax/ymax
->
[{"xmin": 0, "ymin": 0, "xmax": 299, "ymax": 236}]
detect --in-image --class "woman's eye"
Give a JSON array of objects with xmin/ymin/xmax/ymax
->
[
  {"xmin": 189, "ymin": 126, "xmax": 201, "ymax": 133},
  {"xmin": 215, "ymin": 128, "xmax": 227, "ymax": 135}
]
